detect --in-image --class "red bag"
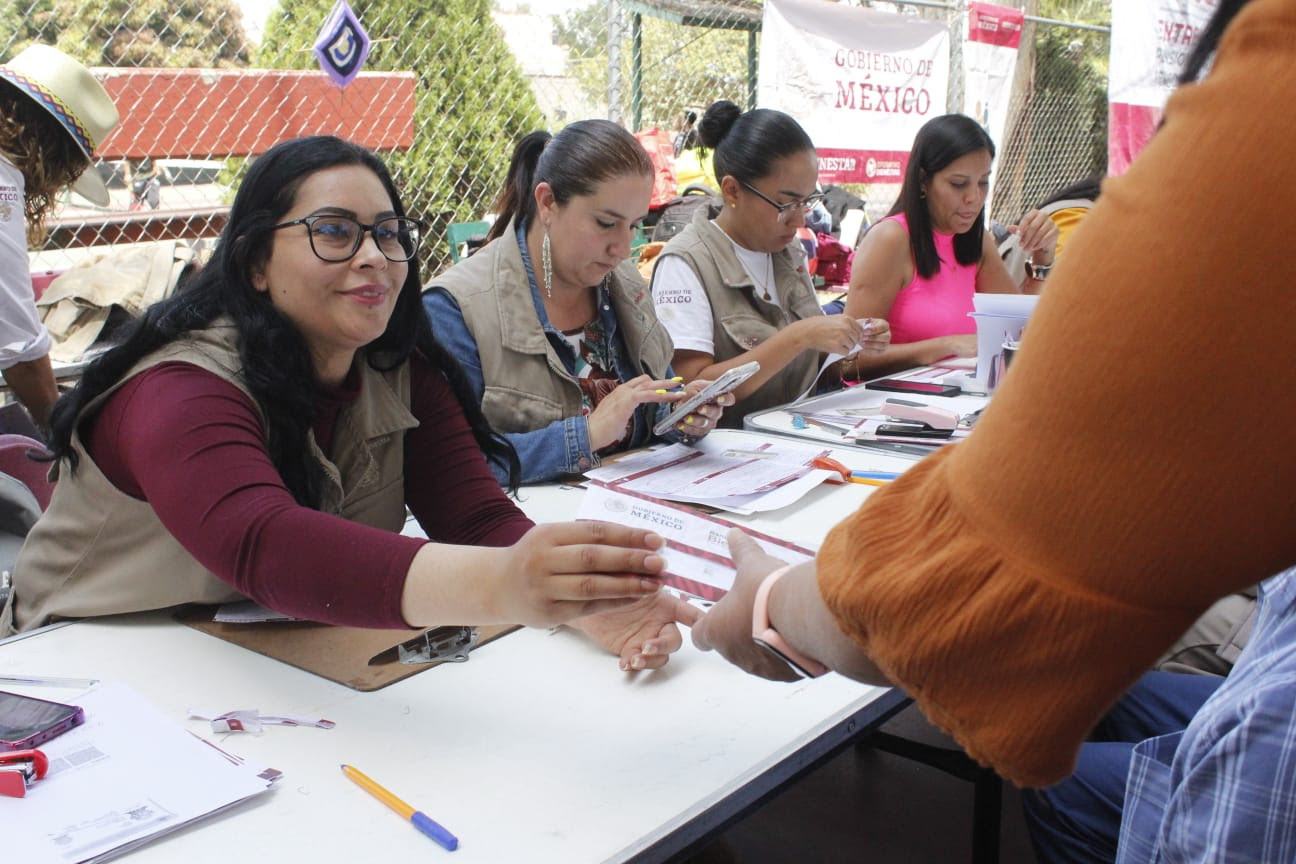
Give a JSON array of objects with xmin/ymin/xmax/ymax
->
[
  {"xmin": 634, "ymin": 128, "xmax": 679, "ymax": 211},
  {"xmin": 815, "ymin": 232, "xmax": 854, "ymax": 287}
]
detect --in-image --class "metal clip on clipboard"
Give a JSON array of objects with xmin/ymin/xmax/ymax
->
[{"xmin": 369, "ymin": 626, "xmax": 480, "ymax": 667}]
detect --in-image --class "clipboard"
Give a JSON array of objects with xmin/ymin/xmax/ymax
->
[{"xmin": 175, "ymin": 607, "xmax": 518, "ymax": 691}]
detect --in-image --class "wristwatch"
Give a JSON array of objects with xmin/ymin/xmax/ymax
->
[
  {"xmin": 1023, "ymin": 259, "xmax": 1053, "ymax": 280},
  {"xmin": 751, "ymin": 565, "xmax": 828, "ymax": 679}
]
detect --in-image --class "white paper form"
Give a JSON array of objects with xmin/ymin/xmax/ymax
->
[
  {"xmin": 8, "ymin": 683, "xmax": 276, "ymax": 864},
  {"xmin": 578, "ymin": 481, "xmax": 815, "ymax": 601},
  {"xmin": 585, "ymin": 441, "xmax": 841, "ymax": 515}
]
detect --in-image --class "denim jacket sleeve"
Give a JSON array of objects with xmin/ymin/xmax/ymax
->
[{"xmin": 423, "ymin": 289, "xmax": 599, "ymax": 485}]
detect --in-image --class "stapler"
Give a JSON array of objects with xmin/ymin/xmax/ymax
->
[
  {"xmin": 882, "ymin": 398, "xmax": 959, "ymax": 431},
  {"xmin": 0, "ymin": 749, "xmax": 48, "ymax": 798}
]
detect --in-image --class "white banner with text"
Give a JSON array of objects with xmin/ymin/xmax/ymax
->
[
  {"xmin": 757, "ymin": 0, "xmax": 949, "ymax": 185},
  {"xmin": 1107, "ymin": 0, "xmax": 1218, "ymax": 175}
]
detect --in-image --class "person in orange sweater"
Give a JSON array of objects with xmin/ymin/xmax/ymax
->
[{"xmin": 691, "ymin": 0, "xmax": 1296, "ymax": 788}]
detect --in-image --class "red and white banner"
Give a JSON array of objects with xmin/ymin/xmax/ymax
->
[
  {"xmin": 757, "ymin": 0, "xmax": 949, "ymax": 185},
  {"xmin": 1108, "ymin": 0, "xmax": 1218, "ymax": 175},
  {"xmin": 963, "ymin": 2, "xmax": 1024, "ymax": 216},
  {"xmin": 963, "ymin": 3, "xmax": 1023, "ymax": 156}
]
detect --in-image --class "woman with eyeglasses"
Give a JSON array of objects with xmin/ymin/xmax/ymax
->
[
  {"xmin": 842, "ymin": 113, "xmax": 1058, "ymax": 379},
  {"xmin": 424, "ymin": 120, "xmax": 730, "ymax": 486},
  {"xmin": 649, "ymin": 100, "xmax": 890, "ymax": 428},
  {"xmin": 5, "ymin": 136, "xmax": 698, "ymax": 674}
]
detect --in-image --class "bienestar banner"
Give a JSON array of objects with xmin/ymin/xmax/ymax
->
[
  {"xmin": 758, "ymin": 0, "xmax": 949, "ymax": 185},
  {"xmin": 963, "ymin": 2, "xmax": 1024, "ymax": 159},
  {"xmin": 1108, "ymin": 0, "xmax": 1218, "ymax": 175}
]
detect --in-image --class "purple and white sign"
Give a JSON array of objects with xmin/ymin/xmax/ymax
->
[{"xmin": 313, "ymin": 0, "xmax": 372, "ymax": 89}]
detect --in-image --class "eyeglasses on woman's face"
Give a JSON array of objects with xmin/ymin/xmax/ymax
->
[
  {"xmin": 272, "ymin": 214, "xmax": 425, "ymax": 263},
  {"xmin": 737, "ymin": 180, "xmax": 825, "ymax": 224}
]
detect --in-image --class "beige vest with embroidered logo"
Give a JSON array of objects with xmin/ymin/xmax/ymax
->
[
  {"xmin": 654, "ymin": 209, "xmax": 824, "ymax": 427},
  {"xmin": 6, "ymin": 319, "xmax": 416, "ymax": 633},
  {"xmin": 431, "ymin": 220, "xmax": 673, "ymax": 452}
]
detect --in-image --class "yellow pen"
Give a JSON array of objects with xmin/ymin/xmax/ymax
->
[
  {"xmin": 849, "ymin": 477, "xmax": 889, "ymax": 487},
  {"xmin": 341, "ymin": 764, "xmax": 459, "ymax": 851}
]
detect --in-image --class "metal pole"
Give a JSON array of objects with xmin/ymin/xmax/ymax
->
[
  {"xmin": 947, "ymin": 1, "xmax": 965, "ymax": 114},
  {"xmin": 607, "ymin": 0, "xmax": 623, "ymax": 124},
  {"xmin": 632, "ymin": 12, "xmax": 643, "ymax": 130}
]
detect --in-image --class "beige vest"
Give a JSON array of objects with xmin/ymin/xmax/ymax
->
[
  {"xmin": 655, "ymin": 209, "xmax": 824, "ymax": 427},
  {"xmin": 431, "ymin": 219, "xmax": 674, "ymax": 435},
  {"xmin": 7, "ymin": 320, "xmax": 417, "ymax": 633}
]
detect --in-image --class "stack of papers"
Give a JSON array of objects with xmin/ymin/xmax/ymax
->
[
  {"xmin": 11, "ymin": 683, "xmax": 278, "ymax": 864},
  {"xmin": 585, "ymin": 439, "xmax": 843, "ymax": 514}
]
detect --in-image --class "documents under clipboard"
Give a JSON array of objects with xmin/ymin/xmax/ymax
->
[
  {"xmin": 175, "ymin": 608, "xmax": 517, "ymax": 692},
  {"xmin": 577, "ymin": 480, "xmax": 815, "ymax": 601}
]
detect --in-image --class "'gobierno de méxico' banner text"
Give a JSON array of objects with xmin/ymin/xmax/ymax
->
[
  {"xmin": 1107, "ymin": 0, "xmax": 1218, "ymax": 175},
  {"xmin": 757, "ymin": 0, "xmax": 949, "ymax": 186}
]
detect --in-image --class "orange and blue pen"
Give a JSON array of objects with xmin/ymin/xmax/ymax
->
[{"xmin": 341, "ymin": 764, "xmax": 459, "ymax": 851}]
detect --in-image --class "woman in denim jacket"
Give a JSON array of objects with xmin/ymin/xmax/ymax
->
[{"xmin": 424, "ymin": 120, "xmax": 728, "ymax": 484}]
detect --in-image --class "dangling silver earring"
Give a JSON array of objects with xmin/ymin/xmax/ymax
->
[{"xmin": 541, "ymin": 230, "xmax": 553, "ymax": 300}]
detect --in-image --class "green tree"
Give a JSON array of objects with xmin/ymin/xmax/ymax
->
[
  {"xmin": 554, "ymin": 2, "xmax": 752, "ymax": 130},
  {"xmin": 0, "ymin": 0, "xmax": 250, "ymax": 67},
  {"xmin": 260, "ymin": 0, "xmax": 543, "ymax": 274}
]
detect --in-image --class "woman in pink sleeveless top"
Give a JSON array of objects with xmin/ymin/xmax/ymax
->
[{"xmin": 844, "ymin": 114, "xmax": 1058, "ymax": 378}]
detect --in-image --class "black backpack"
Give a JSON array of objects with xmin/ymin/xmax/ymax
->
[{"xmin": 650, "ymin": 185, "xmax": 721, "ymax": 243}]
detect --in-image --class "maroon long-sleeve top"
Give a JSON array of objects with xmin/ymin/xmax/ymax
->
[{"xmin": 84, "ymin": 356, "xmax": 534, "ymax": 629}]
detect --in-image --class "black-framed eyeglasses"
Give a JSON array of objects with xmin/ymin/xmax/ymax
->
[
  {"xmin": 738, "ymin": 180, "xmax": 826, "ymax": 224},
  {"xmin": 272, "ymin": 214, "xmax": 425, "ymax": 263}
]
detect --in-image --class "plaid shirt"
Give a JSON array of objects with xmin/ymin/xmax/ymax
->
[{"xmin": 1117, "ymin": 567, "xmax": 1296, "ymax": 863}]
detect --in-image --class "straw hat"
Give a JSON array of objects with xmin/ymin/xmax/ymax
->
[{"xmin": 0, "ymin": 44, "xmax": 120, "ymax": 206}]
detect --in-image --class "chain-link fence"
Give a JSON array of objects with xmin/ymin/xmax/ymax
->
[{"xmin": 6, "ymin": 0, "xmax": 1108, "ymax": 276}]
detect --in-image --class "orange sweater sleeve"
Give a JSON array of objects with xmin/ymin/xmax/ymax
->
[{"xmin": 818, "ymin": 0, "xmax": 1296, "ymax": 788}]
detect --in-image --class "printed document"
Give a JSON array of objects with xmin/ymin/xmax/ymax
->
[
  {"xmin": 10, "ymin": 682, "xmax": 277, "ymax": 864},
  {"xmin": 585, "ymin": 440, "xmax": 841, "ymax": 514},
  {"xmin": 578, "ymin": 481, "xmax": 815, "ymax": 600}
]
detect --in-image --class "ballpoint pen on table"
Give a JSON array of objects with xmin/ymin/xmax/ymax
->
[
  {"xmin": 0, "ymin": 674, "xmax": 100, "ymax": 689},
  {"xmin": 341, "ymin": 764, "xmax": 459, "ymax": 851},
  {"xmin": 849, "ymin": 477, "xmax": 889, "ymax": 487},
  {"xmin": 791, "ymin": 414, "xmax": 852, "ymax": 436},
  {"xmin": 851, "ymin": 471, "xmax": 901, "ymax": 481}
]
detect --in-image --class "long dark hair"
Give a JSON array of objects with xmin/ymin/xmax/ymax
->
[
  {"xmin": 889, "ymin": 114, "xmax": 994, "ymax": 280},
  {"xmin": 1038, "ymin": 175, "xmax": 1104, "ymax": 209},
  {"xmin": 486, "ymin": 119, "xmax": 652, "ymax": 242},
  {"xmin": 48, "ymin": 135, "xmax": 519, "ymax": 502},
  {"xmin": 697, "ymin": 99, "xmax": 814, "ymax": 187},
  {"xmin": 1178, "ymin": 0, "xmax": 1252, "ymax": 84}
]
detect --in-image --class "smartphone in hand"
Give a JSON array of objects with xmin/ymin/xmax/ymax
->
[{"xmin": 653, "ymin": 361, "xmax": 760, "ymax": 436}]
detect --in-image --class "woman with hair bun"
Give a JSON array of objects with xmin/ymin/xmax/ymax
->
[{"xmin": 649, "ymin": 100, "xmax": 890, "ymax": 428}]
